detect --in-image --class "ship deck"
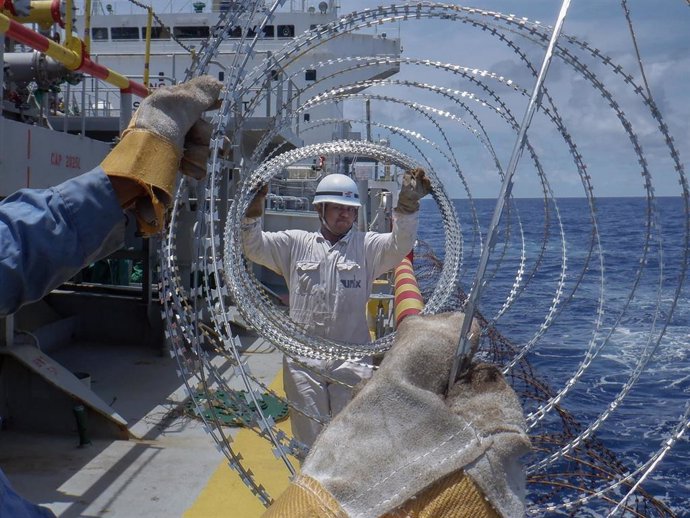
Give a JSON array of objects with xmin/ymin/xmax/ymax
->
[{"xmin": 0, "ymin": 331, "xmax": 292, "ymax": 518}]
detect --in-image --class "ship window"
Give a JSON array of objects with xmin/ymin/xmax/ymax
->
[
  {"xmin": 277, "ymin": 24, "xmax": 294, "ymax": 38},
  {"xmin": 303, "ymin": 113, "xmax": 310, "ymax": 122},
  {"xmin": 263, "ymin": 25, "xmax": 274, "ymax": 38},
  {"xmin": 111, "ymin": 27, "xmax": 140, "ymax": 40},
  {"xmin": 146, "ymin": 26, "xmax": 171, "ymax": 39},
  {"xmin": 305, "ymin": 69, "xmax": 316, "ymax": 81},
  {"xmin": 229, "ymin": 26, "xmax": 242, "ymax": 38},
  {"xmin": 91, "ymin": 27, "xmax": 109, "ymax": 40},
  {"xmin": 173, "ymin": 26, "xmax": 210, "ymax": 39}
]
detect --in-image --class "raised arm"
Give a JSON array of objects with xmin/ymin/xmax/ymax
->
[
  {"xmin": 366, "ymin": 210, "xmax": 419, "ymax": 277},
  {"xmin": 366, "ymin": 168, "xmax": 431, "ymax": 276},
  {"xmin": 240, "ymin": 217, "xmax": 295, "ymax": 278},
  {"xmin": 0, "ymin": 76, "xmax": 223, "ymax": 316},
  {"xmin": 0, "ymin": 169, "xmax": 124, "ymax": 316}
]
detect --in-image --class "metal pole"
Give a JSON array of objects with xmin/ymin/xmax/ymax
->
[
  {"xmin": 265, "ymin": 77, "xmax": 271, "ymax": 117},
  {"xmin": 286, "ymin": 78, "xmax": 293, "ymax": 119},
  {"xmin": 142, "ymin": 238, "xmax": 151, "ymax": 306},
  {"xmin": 0, "ymin": 13, "xmax": 149, "ymax": 97},
  {"xmin": 295, "ymin": 91, "xmax": 300, "ymax": 136},
  {"xmin": 3, "ymin": 314, "xmax": 14, "ymax": 347},
  {"xmin": 276, "ymin": 71, "xmax": 283, "ymax": 115},
  {"xmin": 448, "ymin": 0, "xmax": 573, "ymax": 387},
  {"xmin": 93, "ymin": 67, "xmax": 99, "ymax": 115},
  {"xmin": 64, "ymin": 83, "xmax": 70, "ymax": 131},
  {"xmin": 65, "ymin": 0, "xmax": 74, "ymax": 46},
  {"xmin": 84, "ymin": 0, "xmax": 92, "ymax": 52},
  {"xmin": 143, "ymin": 8, "xmax": 152, "ymax": 87},
  {"xmin": 81, "ymin": 76, "xmax": 86, "ymax": 135},
  {"xmin": 266, "ymin": 52, "xmax": 272, "ymax": 117},
  {"xmin": 119, "ymin": 92, "xmax": 132, "ymax": 132}
]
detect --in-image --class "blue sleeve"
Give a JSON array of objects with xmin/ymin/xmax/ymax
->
[
  {"xmin": 0, "ymin": 167, "xmax": 125, "ymax": 316},
  {"xmin": 0, "ymin": 468, "xmax": 56, "ymax": 518}
]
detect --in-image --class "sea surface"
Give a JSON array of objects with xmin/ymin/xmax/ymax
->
[{"xmin": 417, "ymin": 196, "xmax": 690, "ymax": 515}]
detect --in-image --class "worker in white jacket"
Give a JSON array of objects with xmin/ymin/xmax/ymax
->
[{"xmin": 241, "ymin": 169, "xmax": 431, "ymax": 447}]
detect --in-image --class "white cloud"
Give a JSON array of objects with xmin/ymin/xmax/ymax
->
[{"xmin": 337, "ymin": 1, "xmax": 689, "ymax": 198}]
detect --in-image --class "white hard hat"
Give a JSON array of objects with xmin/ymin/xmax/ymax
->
[{"xmin": 313, "ymin": 173, "xmax": 361, "ymax": 207}]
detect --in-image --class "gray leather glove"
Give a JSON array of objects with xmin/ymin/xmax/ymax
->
[
  {"xmin": 395, "ymin": 167, "xmax": 432, "ymax": 214},
  {"xmin": 124, "ymin": 75, "xmax": 222, "ymax": 179},
  {"xmin": 245, "ymin": 184, "xmax": 268, "ymax": 218},
  {"xmin": 289, "ymin": 312, "xmax": 530, "ymax": 518},
  {"xmin": 101, "ymin": 75, "xmax": 223, "ymax": 235}
]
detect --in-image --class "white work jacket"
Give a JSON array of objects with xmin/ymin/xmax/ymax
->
[{"xmin": 241, "ymin": 211, "xmax": 418, "ymax": 344}]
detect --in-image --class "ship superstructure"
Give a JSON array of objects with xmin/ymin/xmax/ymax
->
[
  {"xmin": 57, "ymin": 1, "xmax": 400, "ymax": 145},
  {"xmin": 0, "ymin": 0, "xmax": 402, "ymax": 438}
]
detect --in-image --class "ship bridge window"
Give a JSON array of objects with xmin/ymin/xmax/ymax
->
[
  {"xmin": 173, "ymin": 26, "xmax": 210, "ymax": 39},
  {"xmin": 229, "ymin": 26, "xmax": 242, "ymax": 38},
  {"xmin": 305, "ymin": 69, "xmax": 316, "ymax": 81},
  {"xmin": 146, "ymin": 26, "xmax": 172, "ymax": 39},
  {"xmin": 91, "ymin": 27, "xmax": 109, "ymax": 40},
  {"xmin": 263, "ymin": 25, "xmax": 274, "ymax": 38},
  {"xmin": 111, "ymin": 27, "xmax": 140, "ymax": 40},
  {"xmin": 217, "ymin": 0, "xmax": 235, "ymax": 11},
  {"xmin": 277, "ymin": 25, "xmax": 294, "ymax": 38}
]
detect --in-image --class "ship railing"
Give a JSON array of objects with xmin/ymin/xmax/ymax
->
[
  {"xmin": 49, "ymin": 62, "xmax": 302, "ymax": 137},
  {"xmin": 242, "ymin": 83, "xmax": 300, "ymax": 135},
  {"xmin": 50, "ymin": 78, "xmax": 118, "ymax": 117},
  {"xmin": 266, "ymin": 194, "xmax": 310, "ymax": 212},
  {"xmin": 352, "ymin": 162, "xmax": 400, "ymax": 183},
  {"xmin": 271, "ymin": 175, "xmax": 317, "ymax": 200},
  {"xmin": 241, "ymin": 51, "xmax": 302, "ymax": 136},
  {"xmin": 76, "ymin": 0, "xmax": 336, "ymax": 15},
  {"xmin": 47, "ymin": 74, "xmax": 177, "ymax": 138}
]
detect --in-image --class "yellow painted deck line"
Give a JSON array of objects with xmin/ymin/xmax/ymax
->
[{"xmin": 184, "ymin": 369, "xmax": 297, "ymax": 518}]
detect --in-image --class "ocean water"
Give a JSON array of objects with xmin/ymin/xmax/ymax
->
[{"xmin": 417, "ymin": 196, "xmax": 690, "ymax": 515}]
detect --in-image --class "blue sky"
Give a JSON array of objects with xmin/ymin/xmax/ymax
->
[{"xmin": 334, "ymin": 1, "xmax": 690, "ymax": 199}]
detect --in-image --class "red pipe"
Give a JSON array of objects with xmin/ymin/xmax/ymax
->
[
  {"xmin": 0, "ymin": 13, "xmax": 148, "ymax": 97},
  {"xmin": 3, "ymin": 0, "xmax": 17, "ymax": 15},
  {"xmin": 50, "ymin": 0, "xmax": 63, "ymax": 27}
]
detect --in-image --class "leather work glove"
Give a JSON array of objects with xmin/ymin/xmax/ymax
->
[
  {"xmin": 101, "ymin": 75, "xmax": 223, "ymax": 235},
  {"xmin": 264, "ymin": 312, "xmax": 530, "ymax": 518},
  {"xmin": 246, "ymin": 184, "xmax": 269, "ymax": 218},
  {"xmin": 395, "ymin": 167, "xmax": 432, "ymax": 214}
]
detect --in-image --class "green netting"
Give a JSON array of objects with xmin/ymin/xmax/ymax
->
[{"xmin": 186, "ymin": 389, "xmax": 289, "ymax": 427}]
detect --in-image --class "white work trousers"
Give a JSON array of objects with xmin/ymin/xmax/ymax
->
[{"xmin": 283, "ymin": 355, "xmax": 373, "ymax": 448}]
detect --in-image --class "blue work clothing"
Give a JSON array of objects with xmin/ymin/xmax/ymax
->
[
  {"xmin": 0, "ymin": 168, "xmax": 125, "ymax": 316},
  {"xmin": 0, "ymin": 469, "xmax": 56, "ymax": 518},
  {"xmin": 0, "ymin": 167, "xmax": 124, "ymax": 518}
]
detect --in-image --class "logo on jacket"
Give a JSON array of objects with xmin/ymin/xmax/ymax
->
[{"xmin": 340, "ymin": 279, "xmax": 361, "ymax": 288}]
